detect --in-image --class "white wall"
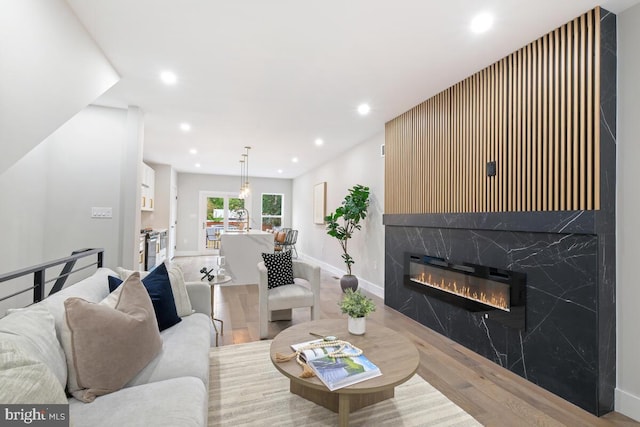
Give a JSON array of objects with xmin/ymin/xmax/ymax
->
[
  {"xmin": 0, "ymin": 105, "xmax": 142, "ymax": 313},
  {"xmin": 616, "ymin": 3, "xmax": 640, "ymax": 421},
  {"xmin": 292, "ymin": 131, "xmax": 385, "ymax": 297},
  {"xmin": 0, "ymin": 0, "xmax": 119, "ymax": 175},
  {"xmin": 41, "ymin": 106, "xmax": 132, "ymax": 268},
  {"xmin": 0, "ymin": 139, "xmax": 48, "ymax": 313},
  {"xmin": 120, "ymin": 107, "xmax": 145, "ymax": 270},
  {"xmin": 176, "ymin": 173, "xmax": 293, "ymax": 254}
]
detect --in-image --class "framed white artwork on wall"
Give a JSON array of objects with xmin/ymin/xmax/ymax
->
[{"xmin": 313, "ymin": 182, "xmax": 326, "ymax": 224}]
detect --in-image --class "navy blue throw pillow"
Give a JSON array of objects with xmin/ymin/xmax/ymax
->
[
  {"xmin": 108, "ymin": 263, "xmax": 181, "ymax": 331},
  {"xmin": 108, "ymin": 275, "xmax": 123, "ymax": 293}
]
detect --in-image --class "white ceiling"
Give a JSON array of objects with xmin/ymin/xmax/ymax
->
[{"xmin": 66, "ymin": 0, "xmax": 638, "ymax": 179}]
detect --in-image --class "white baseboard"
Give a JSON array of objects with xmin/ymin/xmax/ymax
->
[
  {"xmin": 300, "ymin": 253, "xmax": 384, "ymax": 300},
  {"xmin": 616, "ymin": 388, "xmax": 640, "ymax": 422}
]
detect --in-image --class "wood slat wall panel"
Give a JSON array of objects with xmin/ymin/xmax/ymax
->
[
  {"xmin": 384, "ymin": 8, "xmax": 600, "ymax": 214},
  {"xmin": 560, "ymin": 24, "xmax": 567, "ymax": 210},
  {"xmin": 586, "ymin": 9, "xmax": 594, "ymax": 210}
]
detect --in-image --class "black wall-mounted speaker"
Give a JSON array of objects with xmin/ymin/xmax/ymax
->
[{"xmin": 486, "ymin": 161, "xmax": 496, "ymax": 177}]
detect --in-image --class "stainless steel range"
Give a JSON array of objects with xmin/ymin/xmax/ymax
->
[{"xmin": 142, "ymin": 229, "xmax": 167, "ymax": 270}]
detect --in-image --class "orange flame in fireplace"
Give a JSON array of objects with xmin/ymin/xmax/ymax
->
[{"xmin": 411, "ymin": 272, "xmax": 510, "ymax": 312}]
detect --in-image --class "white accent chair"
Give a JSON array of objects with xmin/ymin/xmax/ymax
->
[{"xmin": 257, "ymin": 259, "xmax": 321, "ymax": 339}]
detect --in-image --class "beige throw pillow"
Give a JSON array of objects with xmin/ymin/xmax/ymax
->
[
  {"xmin": 62, "ymin": 272, "xmax": 163, "ymax": 402},
  {"xmin": 117, "ymin": 264, "xmax": 194, "ymax": 317}
]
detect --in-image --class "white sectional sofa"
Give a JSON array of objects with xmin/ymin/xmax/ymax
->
[{"xmin": 0, "ymin": 267, "xmax": 213, "ymax": 427}]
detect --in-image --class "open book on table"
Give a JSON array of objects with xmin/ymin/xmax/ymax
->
[{"xmin": 291, "ymin": 339, "xmax": 382, "ymax": 391}]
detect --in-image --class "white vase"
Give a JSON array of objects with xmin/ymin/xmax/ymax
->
[{"xmin": 348, "ymin": 316, "xmax": 366, "ymax": 335}]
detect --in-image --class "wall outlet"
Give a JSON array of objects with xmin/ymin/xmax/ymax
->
[{"xmin": 91, "ymin": 207, "xmax": 113, "ymax": 218}]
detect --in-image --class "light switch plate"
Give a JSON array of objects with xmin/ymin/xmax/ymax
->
[{"xmin": 91, "ymin": 207, "xmax": 113, "ymax": 218}]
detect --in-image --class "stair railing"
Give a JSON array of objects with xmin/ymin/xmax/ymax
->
[{"xmin": 0, "ymin": 248, "xmax": 104, "ymax": 306}]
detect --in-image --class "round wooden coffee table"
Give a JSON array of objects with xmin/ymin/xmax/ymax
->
[{"xmin": 270, "ymin": 318, "xmax": 419, "ymax": 427}]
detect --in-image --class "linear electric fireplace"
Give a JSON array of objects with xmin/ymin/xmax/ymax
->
[{"xmin": 404, "ymin": 253, "xmax": 526, "ymax": 329}]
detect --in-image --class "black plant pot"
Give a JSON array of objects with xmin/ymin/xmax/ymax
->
[{"xmin": 340, "ymin": 274, "xmax": 358, "ymax": 292}]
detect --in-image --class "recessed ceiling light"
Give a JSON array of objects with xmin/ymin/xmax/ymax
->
[
  {"xmin": 189, "ymin": 148, "xmax": 197, "ymax": 155},
  {"xmin": 470, "ymin": 12, "xmax": 494, "ymax": 34},
  {"xmin": 315, "ymin": 138, "xmax": 324, "ymax": 146},
  {"xmin": 357, "ymin": 103, "xmax": 371, "ymax": 116},
  {"xmin": 180, "ymin": 123, "xmax": 191, "ymax": 132},
  {"xmin": 292, "ymin": 157, "xmax": 299, "ymax": 163},
  {"xmin": 195, "ymin": 163, "xmax": 201, "ymax": 168},
  {"xmin": 160, "ymin": 71, "xmax": 177, "ymax": 85},
  {"xmin": 277, "ymin": 169, "xmax": 283, "ymax": 174}
]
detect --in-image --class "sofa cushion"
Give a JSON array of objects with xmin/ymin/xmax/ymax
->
[
  {"xmin": 117, "ymin": 264, "xmax": 194, "ymax": 317},
  {"xmin": 261, "ymin": 250, "xmax": 294, "ymax": 289},
  {"xmin": 62, "ymin": 273, "xmax": 163, "ymax": 402},
  {"xmin": 126, "ymin": 313, "xmax": 212, "ymax": 388},
  {"xmin": 109, "ymin": 263, "xmax": 182, "ymax": 331},
  {"xmin": 68, "ymin": 377, "xmax": 207, "ymax": 427},
  {"xmin": 0, "ymin": 305, "xmax": 67, "ymax": 387},
  {"xmin": 0, "ymin": 340, "xmax": 67, "ymax": 404}
]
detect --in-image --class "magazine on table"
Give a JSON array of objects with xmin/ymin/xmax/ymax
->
[{"xmin": 291, "ymin": 339, "xmax": 382, "ymax": 391}]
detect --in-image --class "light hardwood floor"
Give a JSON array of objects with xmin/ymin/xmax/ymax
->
[{"xmin": 173, "ymin": 255, "xmax": 638, "ymax": 427}]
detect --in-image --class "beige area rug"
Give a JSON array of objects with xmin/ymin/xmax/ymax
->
[{"xmin": 209, "ymin": 340, "xmax": 481, "ymax": 427}]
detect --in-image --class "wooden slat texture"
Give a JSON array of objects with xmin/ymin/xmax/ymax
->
[
  {"xmin": 560, "ymin": 24, "xmax": 567, "ymax": 210},
  {"xmin": 580, "ymin": 13, "xmax": 587, "ymax": 210},
  {"xmin": 536, "ymin": 38, "xmax": 543, "ymax": 211},
  {"xmin": 586, "ymin": 9, "xmax": 594, "ymax": 210},
  {"xmin": 501, "ymin": 59, "xmax": 505, "ymax": 213},
  {"xmin": 542, "ymin": 34, "xmax": 549, "ymax": 211},
  {"xmin": 549, "ymin": 30, "xmax": 560, "ymax": 211},
  {"xmin": 525, "ymin": 44, "xmax": 532, "ymax": 211},
  {"xmin": 384, "ymin": 8, "xmax": 601, "ymax": 214},
  {"xmin": 573, "ymin": 17, "xmax": 580, "ymax": 209}
]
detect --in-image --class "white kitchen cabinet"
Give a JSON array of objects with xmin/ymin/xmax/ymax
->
[{"xmin": 141, "ymin": 163, "xmax": 155, "ymax": 211}]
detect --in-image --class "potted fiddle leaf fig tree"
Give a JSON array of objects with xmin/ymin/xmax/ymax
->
[
  {"xmin": 325, "ymin": 184, "xmax": 370, "ymax": 292},
  {"xmin": 339, "ymin": 288, "xmax": 376, "ymax": 335}
]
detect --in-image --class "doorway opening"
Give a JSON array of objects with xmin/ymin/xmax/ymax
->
[{"xmin": 199, "ymin": 191, "xmax": 250, "ymax": 252}]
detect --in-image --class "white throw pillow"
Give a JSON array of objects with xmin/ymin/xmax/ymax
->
[
  {"xmin": 0, "ymin": 340, "xmax": 67, "ymax": 404},
  {"xmin": 0, "ymin": 305, "xmax": 68, "ymax": 388},
  {"xmin": 117, "ymin": 264, "xmax": 194, "ymax": 317}
]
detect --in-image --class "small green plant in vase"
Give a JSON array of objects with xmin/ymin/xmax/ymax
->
[{"xmin": 339, "ymin": 288, "xmax": 376, "ymax": 335}]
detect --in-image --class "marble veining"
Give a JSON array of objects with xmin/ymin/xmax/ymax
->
[{"xmin": 385, "ymin": 219, "xmax": 606, "ymax": 414}]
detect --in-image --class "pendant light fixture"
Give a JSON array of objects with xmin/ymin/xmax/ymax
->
[{"xmin": 239, "ymin": 146, "xmax": 251, "ymax": 199}]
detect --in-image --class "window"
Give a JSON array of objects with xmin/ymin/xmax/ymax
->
[
  {"xmin": 227, "ymin": 197, "xmax": 246, "ymax": 230},
  {"xmin": 205, "ymin": 195, "xmax": 246, "ymax": 231},
  {"xmin": 206, "ymin": 197, "xmax": 224, "ymax": 224},
  {"xmin": 261, "ymin": 193, "xmax": 283, "ymax": 231}
]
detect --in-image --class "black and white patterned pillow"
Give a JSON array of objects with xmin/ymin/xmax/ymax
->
[{"xmin": 262, "ymin": 250, "xmax": 294, "ymax": 289}]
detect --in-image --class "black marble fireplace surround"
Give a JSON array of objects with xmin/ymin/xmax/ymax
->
[
  {"xmin": 385, "ymin": 212, "xmax": 607, "ymax": 414},
  {"xmin": 383, "ymin": 10, "xmax": 616, "ymax": 416}
]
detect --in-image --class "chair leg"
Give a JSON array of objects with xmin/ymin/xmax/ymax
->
[{"xmin": 310, "ymin": 304, "xmax": 319, "ymax": 321}]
